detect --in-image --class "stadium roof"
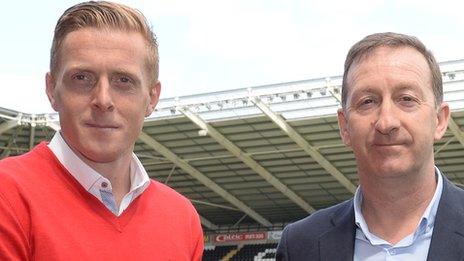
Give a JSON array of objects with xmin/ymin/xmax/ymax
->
[{"xmin": 2, "ymin": 59, "xmax": 464, "ymax": 233}]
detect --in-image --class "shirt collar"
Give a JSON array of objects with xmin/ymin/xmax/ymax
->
[
  {"xmin": 129, "ymin": 151, "xmax": 151, "ymax": 192},
  {"xmin": 48, "ymin": 132, "xmax": 150, "ymax": 193},
  {"xmin": 353, "ymin": 167, "xmax": 443, "ymax": 245},
  {"xmin": 419, "ymin": 166, "xmax": 443, "ymax": 234}
]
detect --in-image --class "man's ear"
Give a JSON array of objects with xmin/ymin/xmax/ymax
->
[
  {"xmin": 434, "ymin": 102, "xmax": 450, "ymax": 141},
  {"xmin": 145, "ymin": 81, "xmax": 161, "ymax": 117},
  {"xmin": 337, "ymin": 108, "xmax": 351, "ymax": 147},
  {"xmin": 45, "ymin": 72, "xmax": 59, "ymax": 112}
]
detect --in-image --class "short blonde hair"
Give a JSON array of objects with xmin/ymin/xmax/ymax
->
[{"xmin": 50, "ymin": 1, "xmax": 159, "ymax": 81}]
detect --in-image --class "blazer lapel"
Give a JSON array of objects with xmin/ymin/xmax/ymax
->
[
  {"xmin": 319, "ymin": 200, "xmax": 356, "ymax": 261},
  {"xmin": 427, "ymin": 176, "xmax": 464, "ymax": 261}
]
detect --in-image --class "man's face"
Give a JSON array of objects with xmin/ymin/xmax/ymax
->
[
  {"xmin": 46, "ymin": 28, "xmax": 160, "ymax": 163},
  {"xmin": 338, "ymin": 46, "xmax": 449, "ymax": 179}
]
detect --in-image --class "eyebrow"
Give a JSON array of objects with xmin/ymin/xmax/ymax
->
[
  {"xmin": 394, "ymin": 83, "xmax": 422, "ymax": 92},
  {"xmin": 350, "ymin": 87, "xmax": 377, "ymax": 98},
  {"xmin": 65, "ymin": 65, "xmax": 142, "ymax": 82},
  {"xmin": 354, "ymin": 81, "xmax": 423, "ymax": 93}
]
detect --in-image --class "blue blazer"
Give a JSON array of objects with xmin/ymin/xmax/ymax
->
[{"xmin": 276, "ymin": 175, "xmax": 464, "ymax": 260}]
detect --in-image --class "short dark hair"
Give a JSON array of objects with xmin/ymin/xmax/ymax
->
[{"xmin": 341, "ymin": 32, "xmax": 442, "ymax": 108}]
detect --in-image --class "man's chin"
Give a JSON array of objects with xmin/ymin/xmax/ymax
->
[
  {"xmin": 372, "ymin": 164, "xmax": 411, "ymax": 179},
  {"xmin": 77, "ymin": 146, "xmax": 126, "ymax": 164},
  {"xmin": 360, "ymin": 159, "xmax": 412, "ymax": 178}
]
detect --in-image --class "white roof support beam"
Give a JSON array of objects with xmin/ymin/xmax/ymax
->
[
  {"xmin": 46, "ymin": 120, "xmax": 61, "ymax": 132},
  {"xmin": 191, "ymin": 199, "xmax": 241, "ymax": 212},
  {"xmin": 435, "ymin": 136, "xmax": 455, "ymax": 156},
  {"xmin": 448, "ymin": 116, "xmax": 464, "ymax": 148},
  {"xmin": 326, "ymin": 78, "xmax": 342, "ymax": 104},
  {"xmin": 252, "ymin": 97, "xmax": 357, "ymax": 194},
  {"xmin": 0, "ymin": 147, "xmax": 11, "ymax": 159},
  {"xmin": 29, "ymin": 125, "xmax": 36, "ymax": 150},
  {"xmin": 0, "ymin": 120, "xmax": 19, "ymax": 136},
  {"xmin": 178, "ymin": 107, "xmax": 316, "ymax": 213},
  {"xmin": 138, "ymin": 131, "xmax": 272, "ymax": 227},
  {"xmin": 0, "ymin": 137, "xmax": 14, "ymax": 159},
  {"xmin": 199, "ymin": 216, "xmax": 219, "ymax": 231}
]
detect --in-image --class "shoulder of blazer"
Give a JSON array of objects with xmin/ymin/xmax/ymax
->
[
  {"xmin": 427, "ymin": 173, "xmax": 464, "ymax": 261},
  {"xmin": 281, "ymin": 199, "xmax": 355, "ymax": 251}
]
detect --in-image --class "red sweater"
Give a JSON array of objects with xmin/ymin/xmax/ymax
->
[{"xmin": 0, "ymin": 142, "xmax": 203, "ymax": 260}]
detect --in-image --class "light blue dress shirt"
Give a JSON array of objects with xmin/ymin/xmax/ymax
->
[{"xmin": 353, "ymin": 167, "xmax": 443, "ymax": 261}]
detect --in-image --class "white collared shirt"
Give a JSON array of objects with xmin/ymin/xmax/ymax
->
[
  {"xmin": 353, "ymin": 167, "xmax": 443, "ymax": 260},
  {"xmin": 48, "ymin": 132, "xmax": 150, "ymax": 216}
]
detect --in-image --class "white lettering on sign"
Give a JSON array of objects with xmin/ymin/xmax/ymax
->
[{"xmin": 213, "ymin": 232, "xmax": 267, "ymax": 243}]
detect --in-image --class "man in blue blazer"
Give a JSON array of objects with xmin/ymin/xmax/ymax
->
[{"xmin": 277, "ymin": 32, "xmax": 464, "ymax": 260}]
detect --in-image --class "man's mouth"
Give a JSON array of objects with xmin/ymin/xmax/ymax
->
[
  {"xmin": 85, "ymin": 122, "xmax": 119, "ymax": 129},
  {"xmin": 373, "ymin": 143, "xmax": 402, "ymax": 146}
]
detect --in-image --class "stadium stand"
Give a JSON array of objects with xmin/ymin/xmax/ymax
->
[
  {"xmin": 1, "ymin": 60, "xmax": 464, "ymax": 261},
  {"xmin": 231, "ymin": 243, "xmax": 278, "ymax": 261},
  {"xmin": 203, "ymin": 245, "xmax": 238, "ymax": 260},
  {"xmin": 202, "ymin": 243, "xmax": 277, "ymax": 261}
]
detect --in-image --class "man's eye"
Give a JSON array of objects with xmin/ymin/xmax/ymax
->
[
  {"xmin": 65, "ymin": 71, "xmax": 98, "ymax": 92},
  {"xmin": 74, "ymin": 74, "xmax": 87, "ymax": 80},
  {"xmin": 362, "ymin": 99, "xmax": 373, "ymax": 104},
  {"xmin": 398, "ymin": 95, "xmax": 419, "ymax": 107},
  {"xmin": 72, "ymin": 73, "xmax": 93, "ymax": 82},
  {"xmin": 112, "ymin": 75, "xmax": 136, "ymax": 92},
  {"xmin": 70, "ymin": 72, "xmax": 95, "ymax": 90},
  {"xmin": 120, "ymin": 77, "xmax": 131, "ymax": 83},
  {"xmin": 399, "ymin": 95, "xmax": 417, "ymax": 103},
  {"xmin": 354, "ymin": 97, "xmax": 377, "ymax": 112},
  {"xmin": 115, "ymin": 75, "xmax": 134, "ymax": 85},
  {"xmin": 359, "ymin": 98, "xmax": 376, "ymax": 107}
]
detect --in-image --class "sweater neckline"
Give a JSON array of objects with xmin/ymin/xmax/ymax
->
[{"xmin": 34, "ymin": 142, "xmax": 155, "ymax": 231}]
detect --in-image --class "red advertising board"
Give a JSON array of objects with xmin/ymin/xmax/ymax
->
[{"xmin": 213, "ymin": 231, "xmax": 267, "ymax": 243}]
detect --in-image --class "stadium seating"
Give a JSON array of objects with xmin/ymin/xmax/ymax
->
[
  {"xmin": 203, "ymin": 243, "xmax": 278, "ymax": 261},
  {"xmin": 203, "ymin": 245, "xmax": 238, "ymax": 260},
  {"xmin": 231, "ymin": 243, "xmax": 277, "ymax": 260}
]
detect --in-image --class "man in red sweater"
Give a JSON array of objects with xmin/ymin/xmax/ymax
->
[{"xmin": 0, "ymin": 1, "xmax": 203, "ymax": 260}]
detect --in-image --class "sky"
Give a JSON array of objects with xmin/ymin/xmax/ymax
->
[{"xmin": 1, "ymin": 0, "xmax": 464, "ymax": 113}]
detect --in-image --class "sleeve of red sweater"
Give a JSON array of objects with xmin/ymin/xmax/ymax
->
[
  {"xmin": 191, "ymin": 208, "xmax": 204, "ymax": 261},
  {"xmin": 0, "ymin": 157, "xmax": 32, "ymax": 261},
  {"xmin": 0, "ymin": 191, "xmax": 31, "ymax": 261}
]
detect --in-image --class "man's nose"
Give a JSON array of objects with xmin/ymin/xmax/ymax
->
[
  {"xmin": 374, "ymin": 100, "xmax": 400, "ymax": 135},
  {"xmin": 91, "ymin": 79, "xmax": 114, "ymax": 112}
]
